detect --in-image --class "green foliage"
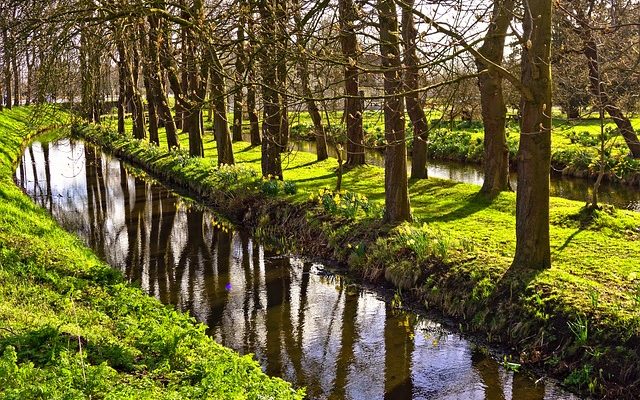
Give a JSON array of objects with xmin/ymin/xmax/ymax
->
[
  {"xmin": 260, "ymin": 178, "xmax": 280, "ymax": 196},
  {"xmin": 0, "ymin": 108, "xmax": 304, "ymax": 399},
  {"xmin": 568, "ymin": 315, "xmax": 589, "ymax": 347},
  {"xmin": 212, "ymin": 163, "xmax": 257, "ymax": 187},
  {"xmin": 310, "ymin": 188, "xmax": 379, "ymax": 219},
  {"xmin": 283, "ymin": 181, "xmax": 297, "ymax": 195},
  {"xmin": 564, "ymin": 364, "xmax": 598, "ymax": 393}
]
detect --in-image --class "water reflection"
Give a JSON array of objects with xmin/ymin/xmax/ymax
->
[{"xmin": 17, "ymin": 139, "xmax": 580, "ymax": 399}]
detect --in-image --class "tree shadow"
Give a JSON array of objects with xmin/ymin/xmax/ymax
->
[
  {"xmin": 236, "ymin": 144, "xmax": 258, "ymax": 153},
  {"xmin": 286, "ymin": 160, "xmax": 319, "ymax": 171},
  {"xmin": 420, "ymin": 191, "xmax": 494, "ymax": 223},
  {"xmin": 556, "ymin": 228, "xmax": 583, "ymax": 252},
  {"xmin": 290, "ymin": 172, "xmax": 336, "ymax": 184}
]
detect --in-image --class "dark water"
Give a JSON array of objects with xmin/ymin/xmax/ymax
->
[
  {"xmin": 17, "ymin": 138, "xmax": 580, "ymax": 400},
  {"xmin": 291, "ymin": 140, "xmax": 640, "ymax": 212}
]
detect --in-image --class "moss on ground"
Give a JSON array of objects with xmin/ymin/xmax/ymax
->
[
  {"xmin": 78, "ymin": 118, "xmax": 640, "ymax": 398},
  {"xmin": 0, "ymin": 107, "xmax": 304, "ymax": 399}
]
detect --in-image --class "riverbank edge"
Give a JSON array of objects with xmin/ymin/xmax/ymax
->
[
  {"xmin": 289, "ymin": 131, "xmax": 640, "ymax": 187},
  {"xmin": 76, "ymin": 123, "xmax": 640, "ymax": 399},
  {"xmin": 0, "ymin": 109, "xmax": 304, "ymax": 398}
]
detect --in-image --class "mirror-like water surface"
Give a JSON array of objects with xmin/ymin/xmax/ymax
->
[
  {"xmin": 290, "ymin": 139, "xmax": 640, "ymax": 212},
  {"xmin": 17, "ymin": 138, "xmax": 581, "ymax": 399}
]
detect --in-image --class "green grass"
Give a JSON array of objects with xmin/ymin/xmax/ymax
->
[
  {"xmin": 0, "ymin": 107, "xmax": 304, "ymax": 399},
  {"xmin": 85, "ymin": 115, "xmax": 640, "ymax": 396},
  {"xmin": 195, "ymin": 108, "xmax": 640, "ymax": 179}
]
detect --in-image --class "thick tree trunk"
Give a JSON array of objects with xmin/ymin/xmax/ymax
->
[
  {"xmin": 258, "ymin": 0, "xmax": 283, "ymax": 179},
  {"xmin": 25, "ymin": 46, "xmax": 33, "ymax": 106},
  {"xmin": 211, "ymin": 53, "xmax": 235, "ymax": 165},
  {"xmin": 512, "ymin": 0, "xmax": 552, "ymax": 270},
  {"xmin": 475, "ymin": 0, "xmax": 515, "ymax": 196},
  {"xmin": 148, "ymin": 8, "xmax": 179, "ymax": 149},
  {"xmin": 581, "ymin": 31, "xmax": 640, "ymax": 158},
  {"xmin": 117, "ymin": 37, "xmax": 146, "ymax": 140},
  {"xmin": 247, "ymin": 82, "xmax": 261, "ymax": 145},
  {"xmin": 182, "ymin": 2, "xmax": 207, "ymax": 158},
  {"xmin": 232, "ymin": 17, "xmax": 245, "ymax": 142},
  {"xmin": 294, "ymin": 2, "xmax": 328, "ymax": 161},
  {"xmin": 246, "ymin": 12, "xmax": 261, "ymax": 145},
  {"xmin": 140, "ymin": 24, "xmax": 159, "ymax": 145},
  {"xmin": 378, "ymin": 0, "xmax": 411, "ymax": 223},
  {"xmin": 401, "ymin": 0, "xmax": 428, "ymax": 179},
  {"xmin": 339, "ymin": 0, "xmax": 365, "ymax": 166},
  {"xmin": 276, "ymin": 0, "xmax": 289, "ymax": 151},
  {"xmin": 117, "ymin": 46, "xmax": 126, "ymax": 135}
]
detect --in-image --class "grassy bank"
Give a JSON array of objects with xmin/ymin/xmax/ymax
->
[
  {"xmin": 77, "ymin": 120, "xmax": 640, "ymax": 399},
  {"xmin": 0, "ymin": 107, "xmax": 303, "ymax": 399}
]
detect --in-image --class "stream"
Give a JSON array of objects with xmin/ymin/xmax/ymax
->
[
  {"xmin": 291, "ymin": 139, "xmax": 640, "ymax": 212},
  {"xmin": 16, "ymin": 138, "xmax": 581, "ymax": 399}
]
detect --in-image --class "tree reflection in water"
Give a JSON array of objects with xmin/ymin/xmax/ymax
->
[{"xmin": 16, "ymin": 138, "xmax": 579, "ymax": 400}]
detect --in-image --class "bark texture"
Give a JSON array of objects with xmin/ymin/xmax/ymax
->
[
  {"xmin": 339, "ymin": 0, "xmax": 365, "ymax": 166},
  {"xmin": 378, "ymin": 0, "xmax": 411, "ymax": 223},
  {"xmin": 401, "ymin": 0, "xmax": 429, "ymax": 179},
  {"xmin": 476, "ymin": 0, "xmax": 515, "ymax": 196},
  {"xmin": 512, "ymin": 0, "xmax": 552, "ymax": 270}
]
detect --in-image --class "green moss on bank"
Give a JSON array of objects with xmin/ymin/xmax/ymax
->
[
  {"xmin": 0, "ymin": 107, "xmax": 304, "ymax": 399},
  {"xmin": 78, "ymin": 121, "xmax": 640, "ymax": 398}
]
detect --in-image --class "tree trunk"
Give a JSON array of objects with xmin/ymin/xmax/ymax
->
[
  {"xmin": 117, "ymin": 36, "xmax": 146, "ymax": 140},
  {"xmin": 276, "ymin": 0, "xmax": 289, "ymax": 152},
  {"xmin": 294, "ymin": 1, "xmax": 328, "ymax": 161},
  {"xmin": 3, "ymin": 25, "xmax": 13, "ymax": 109},
  {"xmin": 580, "ymin": 31, "xmax": 640, "ymax": 157},
  {"xmin": 378, "ymin": 0, "xmax": 411, "ymax": 224},
  {"xmin": 140, "ymin": 23, "xmax": 159, "ymax": 145},
  {"xmin": 339, "ymin": 0, "xmax": 365, "ymax": 166},
  {"xmin": 211, "ymin": 53, "xmax": 235, "ymax": 165},
  {"xmin": 258, "ymin": 0, "xmax": 283, "ymax": 179},
  {"xmin": 246, "ymin": 11, "xmax": 261, "ymax": 145},
  {"xmin": 247, "ymin": 82, "xmax": 261, "ymax": 145},
  {"xmin": 117, "ymin": 44, "xmax": 126, "ymax": 135},
  {"xmin": 512, "ymin": 0, "xmax": 552, "ymax": 270},
  {"xmin": 183, "ymin": 2, "xmax": 207, "ymax": 158},
  {"xmin": 232, "ymin": 16, "xmax": 245, "ymax": 142},
  {"xmin": 11, "ymin": 39, "xmax": 19, "ymax": 107},
  {"xmin": 401, "ymin": 0, "xmax": 428, "ymax": 179},
  {"xmin": 476, "ymin": 0, "xmax": 515, "ymax": 196},
  {"xmin": 148, "ymin": 7, "xmax": 179, "ymax": 149}
]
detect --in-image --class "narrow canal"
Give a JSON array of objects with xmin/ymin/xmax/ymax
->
[
  {"xmin": 292, "ymin": 139, "xmax": 640, "ymax": 212},
  {"xmin": 16, "ymin": 138, "xmax": 580, "ymax": 399}
]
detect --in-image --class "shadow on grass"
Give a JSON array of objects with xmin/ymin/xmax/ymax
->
[
  {"xmin": 556, "ymin": 228, "xmax": 583, "ymax": 252},
  {"xmin": 285, "ymin": 160, "xmax": 319, "ymax": 171},
  {"xmin": 420, "ymin": 191, "xmax": 494, "ymax": 223},
  {"xmin": 236, "ymin": 144, "xmax": 259, "ymax": 153},
  {"xmin": 291, "ymin": 171, "xmax": 337, "ymax": 184}
]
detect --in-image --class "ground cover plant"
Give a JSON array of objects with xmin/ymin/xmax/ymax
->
[{"xmin": 0, "ymin": 107, "xmax": 304, "ymax": 399}]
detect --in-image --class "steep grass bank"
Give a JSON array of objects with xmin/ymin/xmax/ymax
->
[
  {"xmin": 77, "ymin": 122, "xmax": 640, "ymax": 399},
  {"xmin": 0, "ymin": 107, "xmax": 303, "ymax": 399}
]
